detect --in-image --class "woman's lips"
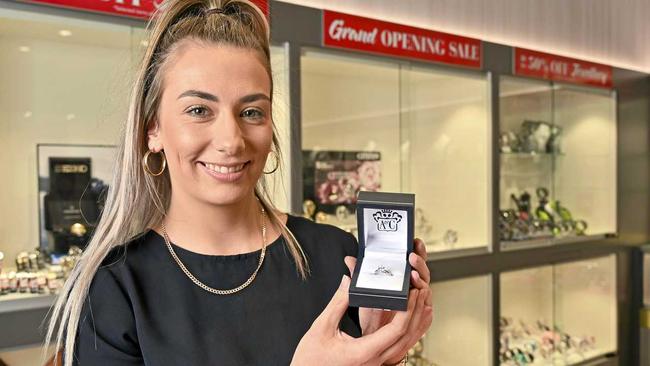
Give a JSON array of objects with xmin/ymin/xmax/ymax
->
[{"xmin": 198, "ymin": 161, "xmax": 250, "ymax": 183}]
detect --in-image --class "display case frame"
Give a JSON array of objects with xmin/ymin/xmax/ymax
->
[{"xmin": 1, "ymin": 2, "xmax": 649, "ymax": 366}]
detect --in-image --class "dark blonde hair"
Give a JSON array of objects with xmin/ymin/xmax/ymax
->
[{"xmin": 45, "ymin": 2, "xmax": 309, "ymax": 364}]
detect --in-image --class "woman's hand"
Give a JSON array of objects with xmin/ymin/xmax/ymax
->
[
  {"xmin": 291, "ymin": 275, "xmax": 418, "ymax": 366},
  {"xmin": 344, "ymin": 238, "xmax": 433, "ymax": 365}
]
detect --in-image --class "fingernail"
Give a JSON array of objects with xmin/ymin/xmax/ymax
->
[{"xmin": 340, "ymin": 275, "xmax": 350, "ymax": 289}]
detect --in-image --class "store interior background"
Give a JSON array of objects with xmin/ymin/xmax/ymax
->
[{"xmin": 1, "ymin": 0, "xmax": 650, "ymax": 365}]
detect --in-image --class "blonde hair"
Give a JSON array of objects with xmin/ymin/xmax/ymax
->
[{"xmin": 44, "ymin": 1, "xmax": 309, "ymax": 364}]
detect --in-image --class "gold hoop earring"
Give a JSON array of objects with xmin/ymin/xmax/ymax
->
[
  {"xmin": 143, "ymin": 150, "xmax": 167, "ymax": 176},
  {"xmin": 263, "ymin": 151, "xmax": 279, "ymax": 174}
]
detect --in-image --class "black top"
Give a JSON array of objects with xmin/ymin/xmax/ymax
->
[{"xmin": 73, "ymin": 215, "xmax": 361, "ymax": 365}]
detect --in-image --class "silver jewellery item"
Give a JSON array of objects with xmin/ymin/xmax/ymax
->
[{"xmin": 374, "ymin": 265, "xmax": 393, "ymax": 276}]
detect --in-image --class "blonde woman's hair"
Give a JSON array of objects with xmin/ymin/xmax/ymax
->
[{"xmin": 44, "ymin": 1, "xmax": 309, "ymax": 364}]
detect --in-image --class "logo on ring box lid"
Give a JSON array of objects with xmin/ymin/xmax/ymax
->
[{"xmin": 373, "ymin": 209, "xmax": 402, "ymax": 232}]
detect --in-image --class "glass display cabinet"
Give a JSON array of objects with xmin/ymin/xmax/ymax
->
[
  {"xmin": 300, "ymin": 49, "xmax": 491, "ymax": 255},
  {"xmin": 422, "ymin": 276, "xmax": 492, "ymax": 366},
  {"xmin": 499, "ymin": 77, "xmax": 616, "ymax": 250},
  {"xmin": 500, "ymin": 254, "xmax": 617, "ymax": 365}
]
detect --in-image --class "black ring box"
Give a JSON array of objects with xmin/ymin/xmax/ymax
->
[{"xmin": 349, "ymin": 191, "xmax": 415, "ymax": 311}]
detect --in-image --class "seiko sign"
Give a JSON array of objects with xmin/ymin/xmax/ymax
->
[{"xmin": 324, "ymin": 11, "xmax": 482, "ymax": 69}]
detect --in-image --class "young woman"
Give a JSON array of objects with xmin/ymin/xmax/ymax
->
[{"xmin": 45, "ymin": 1, "xmax": 433, "ymax": 365}]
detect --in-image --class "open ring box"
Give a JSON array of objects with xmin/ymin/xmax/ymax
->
[{"xmin": 349, "ymin": 191, "xmax": 414, "ymax": 311}]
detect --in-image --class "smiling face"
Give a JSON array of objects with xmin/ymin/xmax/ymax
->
[{"xmin": 147, "ymin": 40, "xmax": 273, "ymax": 206}]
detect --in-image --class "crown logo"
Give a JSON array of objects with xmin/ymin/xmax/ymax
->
[{"xmin": 372, "ymin": 209, "xmax": 402, "ymax": 232}]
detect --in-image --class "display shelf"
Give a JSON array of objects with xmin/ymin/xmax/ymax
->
[
  {"xmin": 501, "ymin": 234, "xmax": 608, "ymax": 251},
  {"xmin": 0, "ymin": 293, "xmax": 54, "ymax": 314},
  {"xmin": 500, "ymin": 255, "xmax": 617, "ymax": 365},
  {"xmin": 501, "ymin": 152, "xmax": 565, "ymax": 158}
]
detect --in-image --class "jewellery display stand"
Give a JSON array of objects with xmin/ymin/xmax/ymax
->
[
  {"xmin": 500, "ymin": 255, "xmax": 617, "ymax": 365},
  {"xmin": 499, "ymin": 77, "xmax": 616, "ymax": 250},
  {"xmin": 349, "ymin": 191, "xmax": 414, "ymax": 311},
  {"xmin": 301, "ymin": 50, "xmax": 491, "ymax": 256}
]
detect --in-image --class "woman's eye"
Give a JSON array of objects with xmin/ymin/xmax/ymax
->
[
  {"xmin": 241, "ymin": 108, "xmax": 265, "ymax": 121},
  {"xmin": 186, "ymin": 106, "xmax": 210, "ymax": 118}
]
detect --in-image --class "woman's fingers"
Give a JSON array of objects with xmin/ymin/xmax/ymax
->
[
  {"xmin": 409, "ymin": 252, "xmax": 430, "ymax": 284},
  {"xmin": 414, "ymin": 238, "xmax": 428, "ymax": 258},
  {"xmin": 344, "ymin": 256, "xmax": 356, "ymax": 277},
  {"xmin": 379, "ymin": 287, "xmax": 431, "ymax": 362},
  {"xmin": 352, "ymin": 288, "xmax": 419, "ymax": 359},
  {"xmin": 316, "ymin": 275, "xmax": 352, "ymax": 331},
  {"xmin": 410, "ymin": 270, "xmax": 433, "ymax": 307},
  {"xmin": 379, "ymin": 288, "xmax": 425, "ymax": 358}
]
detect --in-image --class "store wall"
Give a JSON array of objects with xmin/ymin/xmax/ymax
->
[{"xmin": 277, "ymin": 0, "xmax": 650, "ymax": 73}]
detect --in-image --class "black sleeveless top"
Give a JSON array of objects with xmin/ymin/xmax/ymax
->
[{"xmin": 72, "ymin": 214, "xmax": 361, "ymax": 365}]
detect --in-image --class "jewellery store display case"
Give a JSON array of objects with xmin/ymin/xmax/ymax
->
[
  {"xmin": 300, "ymin": 49, "xmax": 491, "ymax": 255},
  {"xmin": 499, "ymin": 77, "xmax": 617, "ymax": 250},
  {"xmin": 500, "ymin": 255, "xmax": 617, "ymax": 365}
]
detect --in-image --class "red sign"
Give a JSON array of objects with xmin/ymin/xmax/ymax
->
[
  {"xmin": 21, "ymin": 0, "xmax": 268, "ymax": 20},
  {"xmin": 514, "ymin": 48, "xmax": 612, "ymax": 88},
  {"xmin": 323, "ymin": 11, "xmax": 481, "ymax": 69}
]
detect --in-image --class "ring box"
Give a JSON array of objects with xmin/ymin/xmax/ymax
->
[{"xmin": 349, "ymin": 191, "xmax": 414, "ymax": 311}]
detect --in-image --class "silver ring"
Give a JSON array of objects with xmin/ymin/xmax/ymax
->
[{"xmin": 374, "ymin": 265, "xmax": 393, "ymax": 276}]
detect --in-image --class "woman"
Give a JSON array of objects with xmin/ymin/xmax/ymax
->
[{"xmin": 45, "ymin": 1, "xmax": 433, "ymax": 365}]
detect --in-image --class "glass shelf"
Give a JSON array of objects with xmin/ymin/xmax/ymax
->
[{"xmin": 500, "ymin": 255, "xmax": 617, "ymax": 365}]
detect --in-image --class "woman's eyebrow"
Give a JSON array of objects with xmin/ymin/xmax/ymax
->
[
  {"xmin": 177, "ymin": 89, "xmax": 218, "ymax": 102},
  {"xmin": 176, "ymin": 90, "xmax": 270, "ymax": 104},
  {"xmin": 239, "ymin": 93, "xmax": 271, "ymax": 103}
]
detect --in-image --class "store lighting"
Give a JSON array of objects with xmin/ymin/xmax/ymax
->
[
  {"xmin": 23, "ymin": 111, "xmax": 32, "ymax": 118},
  {"xmin": 18, "ymin": 46, "xmax": 30, "ymax": 53},
  {"xmin": 140, "ymin": 40, "xmax": 149, "ymax": 47},
  {"xmin": 66, "ymin": 113, "xmax": 76, "ymax": 120},
  {"xmin": 58, "ymin": 29, "xmax": 72, "ymax": 37}
]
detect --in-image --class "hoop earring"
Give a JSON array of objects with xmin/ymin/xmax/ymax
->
[
  {"xmin": 263, "ymin": 151, "xmax": 279, "ymax": 174},
  {"xmin": 143, "ymin": 150, "xmax": 167, "ymax": 176}
]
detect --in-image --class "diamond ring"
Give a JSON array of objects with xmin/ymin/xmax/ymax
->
[{"xmin": 374, "ymin": 265, "xmax": 393, "ymax": 276}]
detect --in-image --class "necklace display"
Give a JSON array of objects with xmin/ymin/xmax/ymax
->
[{"xmin": 160, "ymin": 202, "xmax": 267, "ymax": 295}]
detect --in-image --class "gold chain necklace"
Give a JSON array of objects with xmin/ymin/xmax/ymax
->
[{"xmin": 160, "ymin": 203, "xmax": 267, "ymax": 295}]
